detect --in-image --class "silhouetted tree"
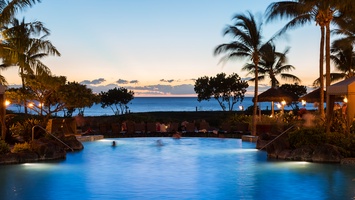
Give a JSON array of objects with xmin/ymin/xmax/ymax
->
[
  {"xmin": 0, "ymin": 18, "xmax": 60, "ymax": 114},
  {"xmin": 243, "ymin": 42, "xmax": 300, "ymax": 88},
  {"xmin": 265, "ymin": 0, "xmax": 355, "ymax": 118},
  {"xmin": 100, "ymin": 87, "xmax": 134, "ymax": 115},
  {"xmin": 194, "ymin": 73, "xmax": 248, "ymax": 111},
  {"xmin": 59, "ymin": 81, "xmax": 99, "ymax": 117},
  {"xmin": 214, "ymin": 12, "xmax": 268, "ymax": 135},
  {"xmin": 280, "ymin": 83, "xmax": 307, "ymax": 109}
]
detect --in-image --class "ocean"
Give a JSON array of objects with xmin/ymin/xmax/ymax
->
[{"xmin": 7, "ymin": 97, "xmax": 319, "ymax": 116}]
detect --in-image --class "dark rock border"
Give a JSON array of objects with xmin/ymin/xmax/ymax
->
[
  {"xmin": 0, "ymin": 135, "xmax": 84, "ymax": 165},
  {"xmin": 257, "ymin": 135, "xmax": 344, "ymax": 163}
]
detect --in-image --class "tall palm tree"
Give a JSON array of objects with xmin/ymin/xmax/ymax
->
[
  {"xmin": 0, "ymin": 0, "xmax": 41, "ymax": 139},
  {"xmin": 333, "ymin": 13, "xmax": 355, "ymax": 44},
  {"xmin": 214, "ymin": 11, "xmax": 267, "ymax": 136},
  {"xmin": 0, "ymin": 0, "xmax": 41, "ymax": 86},
  {"xmin": 329, "ymin": 41, "xmax": 355, "ymax": 80},
  {"xmin": 0, "ymin": 18, "xmax": 60, "ymax": 113},
  {"xmin": 243, "ymin": 42, "xmax": 300, "ymax": 116},
  {"xmin": 0, "ymin": 0, "xmax": 40, "ymax": 26},
  {"xmin": 1, "ymin": 18, "xmax": 59, "ymax": 81},
  {"xmin": 243, "ymin": 42, "xmax": 300, "ymax": 88},
  {"xmin": 265, "ymin": 0, "xmax": 355, "ymax": 119}
]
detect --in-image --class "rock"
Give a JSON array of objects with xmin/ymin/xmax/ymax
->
[
  {"xmin": 259, "ymin": 132, "xmax": 272, "ymax": 140},
  {"xmin": 259, "ymin": 133, "xmax": 290, "ymax": 159},
  {"xmin": 31, "ymin": 138, "xmax": 66, "ymax": 161},
  {"xmin": 0, "ymin": 135, "xmax": 85, "ymax": 164},
  {"xmin": 311, "ymin": 144, "xmax": 343, "ymax": 163},
  {"xmin": 256, "ymin": 139, "xmax": 269, "ymax": 150},
  {"xmin": 277, "ymin": 150, "xmax": 293, "ymax": 160},
  {"xmin": 16, "ymin": 151, "xmax": 39, "ymax": 163},
  {"xmin": 290, "ymin": 146, "xmax": 314, "ymax": 161},
  {"xmin": 0, "ymin": 151, "xmax": 39, "ymax": 164},
  {"xmin": 0, "ymin": 153, "xmax": 24, "ymax": 164},
  {"xmin": 341, "ymin": 158, "xmax": 355, "ymax": 165},
  {"xmin": 62, "ymin": 135, "xmax": 84, "ymax": 151}
]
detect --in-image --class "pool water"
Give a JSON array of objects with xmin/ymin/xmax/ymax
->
[{"xmin": 0, "ymin": 138, "xmax": 354, "ymax": 200}]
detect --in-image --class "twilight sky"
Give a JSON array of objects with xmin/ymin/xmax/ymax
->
[{"xmin": 4, "ymin": 0, "xmax": 323, "ymax": 96}]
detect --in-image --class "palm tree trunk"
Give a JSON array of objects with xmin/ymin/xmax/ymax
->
[
  {"xmin": 271, "ymin": 101, "xmax": 274, "ymax": 117},
  {"xmin": 319, "ymin": 26, "xmax": 325, "ymax": 118},
  {"xmin": 252, "ymin": 66, "xmax": 258, "ymax": 136},
  {"xmin": 325, "ymin": 23, "xmax": 331, "ymax": 134},
  {"xmin": 20, "ymin": 68, "xmax": 28, "ymax": 115}
]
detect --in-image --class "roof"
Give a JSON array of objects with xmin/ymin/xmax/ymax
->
[
  {"xmin": 327, "ymin": 77, "xmax": 355, "ymax": 96},
  {"xmin": 256, "ymin": 87, "xmax": 298, "ymax": 103},
  {"xmin": 299, "ymin": 88, "xmax": 324, "ymax": 103}
]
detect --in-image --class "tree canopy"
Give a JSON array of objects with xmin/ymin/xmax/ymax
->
[
  {"xmin": 6, "ymin": 75, "xmax": 98, "ymax": 119},
  {"xmin": 100, "ymin": 87, "xmax": 134, "ymax": 115},
  {"xmin": 194, "ymin": 72, "xmax": 248, "ymax": 111}
]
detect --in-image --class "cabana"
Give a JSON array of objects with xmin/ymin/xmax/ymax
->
[
  {"xmin": 299, "ymin": 88, "xmax": 325, "ymax": 103},
  {"xmin": 326, "ymin": 77, "xmax": 355, "ymax": 133},
  {"xmin": 256, "ymin": 87, "xmax": 298, "ymax": 116}
]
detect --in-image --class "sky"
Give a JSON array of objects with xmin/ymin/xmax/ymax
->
[{"xmin": 3, "ymin": 0, "xmax": 324, "ymax": 96}]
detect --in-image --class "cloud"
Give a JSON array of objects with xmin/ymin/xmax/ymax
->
[
  {"xmin": 127, "ymin": 84, "xmax": 195, "ymax": 96},
  {"xmin": 80, "ymin": 78, "xmax": 106, "ymax": 85},
  {"xmin": 116, "ymin": 79, "xmax": 129, "ymax": 84},
  {"xmin": 160, "ymin": 79, "xmax": 175, "ymax": 83},
  {"xmin": 106, "ymin": 84, "xmax": 196, "ymax": 96},
  {"xmin": 87, "ymin": 83, "xmax": 118, "ymax": 93},
  {"xmin": 242, "ymin": 77, "xmax": 252, "ymax": 81},
  {"xmin": 130, "ymin": 80, "xmax": 139, "ymax": 84}
]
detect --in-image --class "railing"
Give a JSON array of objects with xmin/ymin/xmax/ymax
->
[
  {"xmin": 259, "ymin": 124, "xmax": 297, "ymax": 151},
  {"xmin": 32, "ymin": 125, "xmax": 74, "ymax": 152}
]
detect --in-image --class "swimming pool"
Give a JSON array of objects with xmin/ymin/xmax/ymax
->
[{"xmin": 0, "ymin": 138, "xmax": 354, "ymax": 200}]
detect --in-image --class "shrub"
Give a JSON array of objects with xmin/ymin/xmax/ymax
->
[
  {"xmin": 326, "ymin": 132, "xmax": 355, "ymax": 157},
  {"xmin": 226, "ymin": 114, "xmax": 250, "ymax": 124},
  {"xmin": 0, "ymin": 140, "xmax": 10, "ymax": 154},
  {"xmin": 343, "ymin": 134, "xmax": 355, "ymax": 157},
  {"xmin": 288, "ymin": 126, "xmax": 326, "ymax": 148},
  {"xmin": 12, "ymin": 142, "xmax": 32, "ymax": 153},
  {"xmin": 9, "ymin": 118, "xmax": 43, "ymax": 141},
  {"xmin": 330, "ymin": 110, "xmax": 347, "ymax": 133}
]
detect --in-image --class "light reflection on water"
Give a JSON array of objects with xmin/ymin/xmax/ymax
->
[{"xmin": 0, "ymin": 138, "xmax": 354, "ymax": 200}]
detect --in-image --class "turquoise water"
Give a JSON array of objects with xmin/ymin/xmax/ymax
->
[{"xmin": 0, "ymin": 138, "xmax": 354, "ymax": 200}]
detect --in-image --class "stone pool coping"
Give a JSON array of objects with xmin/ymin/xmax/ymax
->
[
  {"xmin": 76, "ymin": 135, "xmax": 104, "ymax": 142},
  {"xmin": 76, "ymin": 134, "xmax": 258, "ymax": 143}
]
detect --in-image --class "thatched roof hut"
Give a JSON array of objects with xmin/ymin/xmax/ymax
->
[{"xmin": 256, "ymin": 87, "xmax": 298, "ymax": 103}]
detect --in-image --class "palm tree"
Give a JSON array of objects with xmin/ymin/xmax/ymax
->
[
  {"xmin": 243, "ymin": 42, "xmax": 300, "ymax": 88},
  {"xmin": 329, "ymin": 41, "xmax": 355, "ymax": 80},
  {"xmin": 214, "ymin": 11, "xmax": 268, "ymax": 136},
  {"xmin": 0, "ymin": 0, "xmax": 40, "ymax": 26},
  {"xmin": 332, "ymin": 13, "xmax": 355, "ymax": 45},
  {"xmin": 0, "ymin": 18, "xmax": 61, "ymax": 113},
  {"xmin": 0, "ymin": 0, "xmax": 41, "ymax": 139},
  {"xmin": 265, "ymin": 0, "xmax": 355, "ymax": 119},
  {"xmin": 243, "ymin": 42, "xmax": 300, "ymax": 116},
  {"xmin": 0, "ymin": 0, "xmax": 41, "ymax": 85}
]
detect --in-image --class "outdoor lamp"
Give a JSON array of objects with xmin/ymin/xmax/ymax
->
[
  {"xmin": 281, "ymin": 100, "xmax": 286, "ymax": 114},
  {"xmin": 344, "ymin": 97, "xmax": 348, "ymax": 103},
  {"xmin": 5, "ymin": 100, "xmax": 10, "ymax": 106},
  {"xmin": 239, "ymin": 105, "xmax": 244, "ymax": 111},
  {"xmin": 301, "ymin": 100, "xmax": 306, "ymax": 107},
  {"xmin": 281, "ymin": 100, "xmax": 286, "ymax": 106}
]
